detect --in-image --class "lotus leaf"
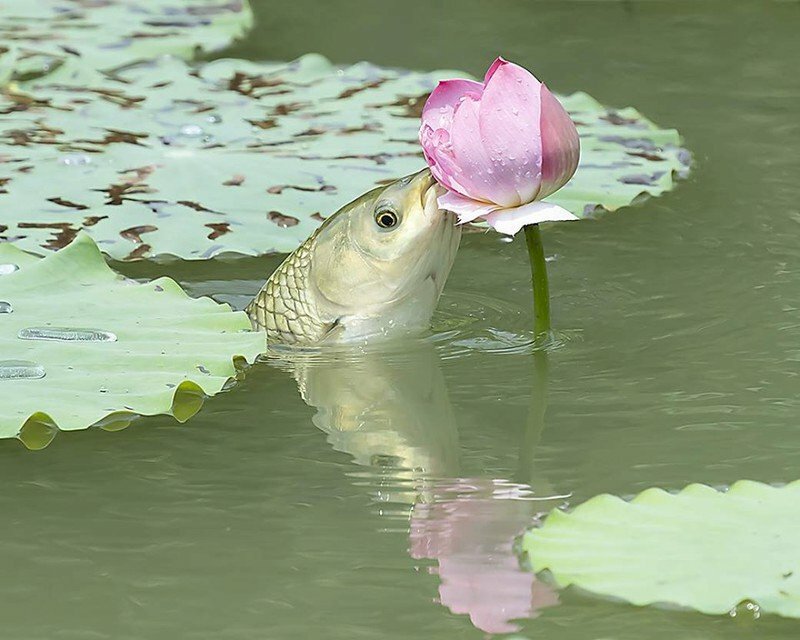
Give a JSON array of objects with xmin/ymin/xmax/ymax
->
[
  {"xmin": 0, "ymin": 0, "xmax": 252, "ymax": 82},
  {"xmin": 523, "ymin": 480, "xmax": 800, "ymax": 619},
  {"xmin": 0, "ymin": 54, "xmax": 689, "ymax": 260},
  {"xmin": 0, "ymin": 233, "xmax": 265, "ymax": 448}
]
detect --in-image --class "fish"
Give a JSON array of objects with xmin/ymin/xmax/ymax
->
[{"xmin": 247, "ymin": 168, "xmax": 461, "ymax": 345}]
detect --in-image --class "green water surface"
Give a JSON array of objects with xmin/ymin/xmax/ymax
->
[{"xmin": 2, "ymin": 1, "xmax": 800, "ymax": 638}]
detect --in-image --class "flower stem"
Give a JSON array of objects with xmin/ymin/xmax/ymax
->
[{"xmin": 523, "ymin": 223, "xmax": 551, "ymax": 340}]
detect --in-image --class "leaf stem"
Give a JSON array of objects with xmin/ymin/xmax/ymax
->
[{"xmin": 523, "ymin": 223, "xmax": 551, "ymax": 340}]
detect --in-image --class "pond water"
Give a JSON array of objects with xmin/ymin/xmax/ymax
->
[{"xmin": 2, "ymin": 1, "xmax": 800, "ymax": 638}]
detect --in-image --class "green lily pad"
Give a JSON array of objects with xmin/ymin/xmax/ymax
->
[
  {"xmin": 0, "ymin": 233, "xmax": 265, "ymax": 448},
  {"xmin": 556, "ymin": 91, "xmax": 690, "ymax": 217},
  {"xmin": 0, "ymin": 54, "xmax": 689, "ymax": 260},
  {"xmin": 522, "ymin": 480, "xmax": 800, "ymax": 619},
  {"xmin": 0, "ymin": 0, "xmax": 252, "ymax": 83}
]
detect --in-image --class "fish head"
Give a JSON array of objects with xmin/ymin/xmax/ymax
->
[{"xmin": 310, "ymin": 168, "xmax": 461, "ymax": 340}]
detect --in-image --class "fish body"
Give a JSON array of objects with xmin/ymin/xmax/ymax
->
[{"xmin": 247, "ymin": 169, "xmax": 461, "ymax": 345}]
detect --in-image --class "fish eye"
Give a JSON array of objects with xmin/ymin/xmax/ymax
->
[{"xmin": 374, "ymin": 207, "xmax": 399, "ymax": 229}]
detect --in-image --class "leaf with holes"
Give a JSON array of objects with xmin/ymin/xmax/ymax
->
[
  {"xmin": 0, "ymin": 233, "xmax": 264, "ymax": 448},
  {"xmin": 522, "ymin": 480, "xmax": 800, "ymax": 619},
  {"xmin": 0, "ymin": 0, "xmax": 252, "ymax": 82},
  {"xmin": 0, "ymin": 54, "xmax": 689, "ymax": 260}
]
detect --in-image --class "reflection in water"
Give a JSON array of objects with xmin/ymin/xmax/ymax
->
[
  {"xmin": 275, "ymin": 340, "xmax": 561, "ymax": 634},
  {"xmin": 410, "ymin": 479, "xmax": 561, "ymax": 634},
  {"xmin": 297, "ymin": 343, "xmax": 460, "ymax": 482}
]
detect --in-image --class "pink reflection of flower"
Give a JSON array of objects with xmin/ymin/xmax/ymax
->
[
  {"xmin": 410, "ymin": 481, "xmax": 559, "ymax": 635},
  {"xmin": 419, "ymin": 58, "xmax": 581, "ymax": 236}
]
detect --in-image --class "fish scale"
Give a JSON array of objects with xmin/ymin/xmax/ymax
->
[{"xmin": 246, "ymin": 230, "xmax": 330, "ymax": 344}]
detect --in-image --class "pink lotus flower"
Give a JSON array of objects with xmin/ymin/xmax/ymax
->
[{"xmin": 419, "ymin": 58, "xmax": 580, "ymax": 235}]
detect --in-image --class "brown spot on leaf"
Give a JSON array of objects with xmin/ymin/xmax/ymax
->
[
  {"xmin": 119, "ymin": 165, "xmax": 155, "ymax": 184},
  {"xmin": 627, "ymin": 151, "xmax": 666, "ymax": 162},
  {"xmin": 599, "ymin": 136, "xmax": 658, "ymax": 152},
  {"xmin": 50, "ymin": 85, "xmax": 145, "ymax": 109},
  {"xmin": 226, "ymin": 71, "xmax": 284, "ymax": 97},
  {"xmin": 0, "ymin": 92, "xmax": 53, "ymax": 115},
  {"xmin": 47, "ymin": 197, "xmax": 89, "ymax": 210},
  {"xmin": 338, "ymin": 124, "xmax": 381, "ymax": 135},
  {"xmin": 310, "ymin": 213, "xmax": 326, "ymax": 222},
  {"xmin": 205, "ymin": 222, "xmax": 231, "ymax": 240},
  {"xmin": 17, "ymin": 222, "xmax": 78, "ymax": 250},
  {"xmin": 271, "ymin": 102, "xmax": 307, "ymax": 116},
  {"xmin": 82, "ymin": 215, "xmax": 108, "ymax": 227},
  {"xmin": 601, "ymin": 112, "xmax": 640, "ymax": 126},
  {"xmin": 0, "ymin": 177, "xmax": 9, "ymax": 194},
  {"xmin": 223, "ymin": 174, "xmax": 245, "ymax": 186},
  {"xmin": 177, "ymin": 200, "xmax": 220, "ymax": 213},
  {"xmin": 4, "ymin": 121, "xmax": 64, "ymax": 146},
  {"xmin": 294, "ymin": 127, "xmax": 327, "ymax": 137},
  {"xmin": 121, "ymin": 225, "xmax": 157, "ymax": 244},
  {"xmin": 79, "ymin": 128, "xmax": 148, "ymax": 147},
  {"xmin": 95, "ymin": 181, "xmax": 153, "ymax": 205},
  {"xmin": 267, "ymin": 184, "xmax": 336, "ymax": 195},
  {"xmin": 125, "ymin": 244, "xmax": 151, "ymax": 260},
  {"xmin": 186, "ymin": 0, "xmax": 245, "ymax": 15},
  {"xmin": 268, "ymin": 211, "xmax": 299, "ymax": 227},
  {"xmin": 620, "ymin": 173, "xmax": 664, "ymax": 186},
  {"xmin": 374, "ymin": 93, "xmax": 430, "ymax": 118},
  {"xmin": 94, "ymin": 165, "xmax": 157, "ymax": 205},
  {"xmin": 335, "ymin": 79, "xmax": 387, "ymax": 100},
  {"xmin": 247, "ymin": 118, "xmax": 277, "ymax": 129}
]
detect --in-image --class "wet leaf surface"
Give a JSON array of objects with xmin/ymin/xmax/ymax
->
[
  {"xmin": 0, "ymin": 55, "xmax": 689, "ymax": 260},
  {"xmin": 0, "ymin": 233, "xmax": 264, "ymax": 446},
  {"xmin": 523, "ymin": 480, "xmax": 800, "ymax": 618},
  {"xmin": 0, "ymin": 0, "xmax": 252, "ymax": 82}
]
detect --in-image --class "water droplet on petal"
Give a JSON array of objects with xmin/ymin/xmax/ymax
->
[
  {"xmin": 0, "ymin": 263, "xmax": 19, "ymax": 275},
  {"xmin": 18, "ymin": 327, "xmax": 118, "ymax": 342},
  {"xmin": 0, "ymin": 301, "xmax": 12, "ymax": 313},
  {"xmin": 0, "ymin": 360, "xmax": 45, "ymax": 379},
  {"xmin": 180, "ymin": 124, "xmax": 204, "ymax": 137}
]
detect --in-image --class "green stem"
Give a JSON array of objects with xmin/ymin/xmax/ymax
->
[
  {"xmin": 523, "ymin": 223, "xmax": 551, "ymax": 340},
  {"xmin": 515, "ymin": 348, "xmax": 549, "ymax": 486}
]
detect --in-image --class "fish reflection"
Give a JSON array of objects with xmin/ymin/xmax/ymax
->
[
  {"xmin": 282, "ymin": 342, "xmax": 459, "ymax": 508},
  {"xmin": 280, "ymin": 341, "xmax": 560, "ymax": 634}
]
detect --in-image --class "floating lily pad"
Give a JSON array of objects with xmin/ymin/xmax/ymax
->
[
  {"xmin": 522, "ymin": 480, "xmax": 800, "ymax": 619},
  {"xmin": 0, "ymin": 54, "xmax": 689, "ymax": 260},
  {"xmin": 0, "ymin": 0, "xmax": 252, "ymax": 83},
  {"xmin": 0, "ymin": 233, "xmax": 264, "ymax": 448},
  {"xmin": 556, "ymin": 91, "xmax": 690, "ymax": 217}
]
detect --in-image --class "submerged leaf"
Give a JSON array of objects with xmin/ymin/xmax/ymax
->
[
  {"xmin": 0, "ymin": 54, "xmax": 689, "ymax": 260},
  {"xmin": 523, "ymin": 480, "xmax": 800, "ymax": 618},
  {"xmin": 0, "ymin": 234, "xmax": 265, "ymax": 446}
]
